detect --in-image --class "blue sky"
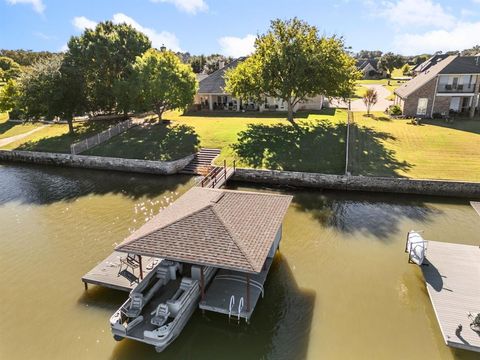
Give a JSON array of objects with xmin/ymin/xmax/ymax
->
[{"xmin": 1, "ymin": 0, "xmax": 480, "ymax": 56}]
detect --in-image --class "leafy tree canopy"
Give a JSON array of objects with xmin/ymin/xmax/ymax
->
[
  {"xmin": 378, "ymin": 52, "xmax": 405, "ymax": 75},
  {"xmin": 0, "ymin": 56, "xmax": 22, "ymax": 81},
  {"xmin": 0, "ymin": 79, "xmax": 20, "ymax": 113},
  {"xmin": 64, "ymin": 21, "xmax": 151, "ymax": 114},
  {"xmin": 225, "ymin": 17, "xmax": 360, "ymax": 122},
  {"xmin": 126, "ymin": 49, "xmax": 198, "ymax": 119},
  {"xmin": 0, "ymin": 49, "xmax": 57, "ymax": 67}
]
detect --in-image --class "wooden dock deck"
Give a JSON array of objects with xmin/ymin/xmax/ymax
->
[
  {"xmin": 82, "ymin": 251, "xmax": 160, "ymax": 292},
  {"xmin": 421, "ymin": 241, "xmax": 480, "ymax": 353},
  {"xmin": 199, "ymin": 257, "xmax": 274, "ymax": 321}
]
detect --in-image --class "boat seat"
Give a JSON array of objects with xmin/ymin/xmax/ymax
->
[
  {"xmin": 151, "ymin": 303, "xmax": 170, "ymax": 327},
  {"xmin": 125, "ymin": 293, "xmax": 144, "ymax": 318}
]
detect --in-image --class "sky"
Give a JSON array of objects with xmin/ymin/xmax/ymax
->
[{"xmin": 0, "ymin": 0, "xmax": 479, "ymax": 56}]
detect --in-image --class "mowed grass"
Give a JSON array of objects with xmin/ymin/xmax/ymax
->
[
  {"xmin": 85, "ymin": 121, "xmax": 199, "ymax": 161},
  {"xmin": 1, "ymin": 120, "xmax": 121, "ymax": 152},
  {"xmin": 86, "ymin": 109, "xmax": 349, "ymax": 173},
  {"xmin": 0, "ymin": 113, "xmax": 42, "ymax": 140},
  {"xmin": 350, "ymin": 112, "xmax": 480, "ymax": 181}
]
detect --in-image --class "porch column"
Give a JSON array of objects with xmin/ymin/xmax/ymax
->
[
  {"xmin": 236, "ymin": 98, "xmax": 240, "ymax": 111},
  {"xmin": 470, "ymin": 75, "xmax": 479, "ymax": 118},
  {"xmin": 200, "ymin": 266, "xmax": 205, "ymax": 301},
  {"xmin": 208, "ymin": 94, "xmax": 213, "ymax": 111},
  {"xmin": 138, "ymin": 255, "xmax": 143, "ymax": 280},
  {"xmin": 246, "ymin": 274, "xmax": 251, "ymax": 312}
]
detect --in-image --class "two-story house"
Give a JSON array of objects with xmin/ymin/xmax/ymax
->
[{"xmin": 394, "ymin": 55, "xmax": 480, "ymax": 118}]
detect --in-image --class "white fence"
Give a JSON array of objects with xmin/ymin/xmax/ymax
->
[{"xmin": 70, "ymin": 119, "xmax": 136, "ymax": 155}]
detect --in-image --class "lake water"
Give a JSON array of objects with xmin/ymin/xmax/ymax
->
[{"xmin": 0, "ymin": 163, "xmax": 478, "ymax": 360}]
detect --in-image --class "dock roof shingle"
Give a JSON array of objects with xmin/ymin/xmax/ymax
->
[{"xmin": 116, "ymin": 187, "xmax": 292, "ymax": 273}]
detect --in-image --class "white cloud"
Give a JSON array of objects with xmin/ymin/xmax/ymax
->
[
  {"xmin": 112, "ymin": 13, "xmax": 181, "ymax": 51},
  {"xmin": 393, "ymin": 22, "xmax": 480, "ymax": 54},
  {"xmin": 151, "ymin": 0, "xmax": 208, "ymax": 14},
  {"xmin": 6, "ymin": 0, "xmax": 45, "ymax": 14},
  {"xmin": 72, "ymin": 16, "xmax": 98, "ymax": 31},
  {"xmin": 373, "ymin": 0, "xmax": 455, "ymax": 29},
  {"xmin": 218, "ymin": 34, "xmax": 255, "ymax": 58}
]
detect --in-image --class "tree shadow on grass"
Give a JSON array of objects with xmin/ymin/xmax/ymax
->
[
  {"xmin": 349, "ymin": 123, "xmax": 412, "ymax": 177},
  {"xmin": 13, "ymin": 120, "xmax": 120, "ymax": 153},
  {"xmin": 0, "ymin": 119, "xmax": 16, "ymax": 136},
  {"xmin": 233, "ymin": 120, "xmax": 346, "ymax": 174},
  {"xmin": 233, "ymin": 119, "xmax": 410, "ymax": 175},
  {"xmin": 85, "ymin": 123, "xmax": 199, "ymax": 161},
  {"xmin": 421, "ymin": 118, "xmax": 480, "ymax": 135}
]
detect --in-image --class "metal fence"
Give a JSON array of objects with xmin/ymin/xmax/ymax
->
[{"xmin": 70, "ymin": 119, "xmax": 135, "ymax": 155}]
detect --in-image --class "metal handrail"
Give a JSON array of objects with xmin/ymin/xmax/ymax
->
[
  {"xmin": 200, "ymin": 159, "xmax": 236, "ymax": 188},
  {"xmin": 228, "ymin": 295, "xmax": 235, "ymax": 319},
  {"xmin": 237, "ymin": 297, "xmax": 244, "ymax": 321}
]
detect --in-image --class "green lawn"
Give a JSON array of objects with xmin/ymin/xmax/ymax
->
[
  {"xmin": 1, "ymin": 120, "xmax": 121, "ymax": 152},
  {"xmin": 349, "ymin": 112, "xmax": 480, "ymax": 181},
  {"xmin": 88, "ymin": 109, "xmax": 348, "ymax": 173},
  {"xmin": 0, "ymin": 113, "xmax": 43, "ymax": 140},
  {"xmin": 85, "ymin": 121, "xmax": 199, "ymax": 161}
]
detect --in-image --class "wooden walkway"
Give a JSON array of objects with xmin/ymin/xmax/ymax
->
[
  {"xmin": 421, "ymin": 241, "xmax": 480, "ymax": 353},
  {"xmin": 82, "ymin": 251, "xmax": 160, "ymax": 292}
]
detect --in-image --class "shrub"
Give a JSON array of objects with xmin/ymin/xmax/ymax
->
[{"xmin": 389, "ymin": 105, "xmax": 402, "ymax": 116}]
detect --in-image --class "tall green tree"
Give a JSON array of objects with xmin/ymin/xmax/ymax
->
[
  {"xmin": 0, "ymin": 56, "xmax": 22, "ymax": 81},
  {"xmin": 378, "ymin": 52, "xmax": 405, "ymax": 76},
  {"xmin": 225, "ymin": 18, "xmax": 360, "ymax": 123},
  {"xmin": 17, "ymin": 55, "xmax": 80, "ymax": 133},
  {"xmin": 0, "ymin": 79, "xmax": 20, "ymax": 113},
  {"xmin": 64, "ymin": 21, "xmax": 151, "ymax": 114},
  {"xmin": 125, "ymin": 49, "xmax": 197, "ymax": 119}
]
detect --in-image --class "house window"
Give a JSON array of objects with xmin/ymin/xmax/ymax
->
[{"xmin": 416, "ymin": 98, "xmax": 428, "ymax": 115}]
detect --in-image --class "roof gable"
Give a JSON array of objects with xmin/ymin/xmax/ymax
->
[
  {"xmin": 439, "ymin": 56, "xmax": 480, "ymax": 74},
  {"xmin": 198, "ymin": 58, "xmax": 245, "ymax": 94}
]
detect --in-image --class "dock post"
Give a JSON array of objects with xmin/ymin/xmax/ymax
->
[
  {"xmin": 246, "ymin": 274, "xmax": 251, "ymax": 312},
  {"xmin": 139, "ymin": 255, "xmax": 144, "ymax": 280},
  {"xmin": 84, "ymin": 281, "xmax": 88, "ymax": 291},
  {"xmin": 200, "ymin": 266, "xmax": 205, "ymax": 301}
]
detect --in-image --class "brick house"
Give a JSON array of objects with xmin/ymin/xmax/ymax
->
[{"xmin": 394, "ymin": 55, "xmax": 480, "ymax": 118}]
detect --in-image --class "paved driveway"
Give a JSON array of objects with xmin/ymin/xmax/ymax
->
[{"xmin": 330, "ymin": 84, "xmax": 393, "ymax": 112}]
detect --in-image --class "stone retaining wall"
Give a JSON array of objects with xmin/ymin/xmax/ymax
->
[
  {"xmin": 233, "ymin": 168, "xmax": 480, "ymax": 198},
  {"xmin": 0, "ymin": 150, "xmax": 194, "ymax": 175}
]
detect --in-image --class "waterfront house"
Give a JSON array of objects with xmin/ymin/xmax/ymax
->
[
  {"xmin": 193, "ymin": 58, "xmax": 324, "ymax": 112},
  {"xmin": 394, "ymin": 55, "xmax": 480, "ymax": 118}
]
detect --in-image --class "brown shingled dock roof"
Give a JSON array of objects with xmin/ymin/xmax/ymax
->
[{"xmin": 116, "ymin": 187, "xmax": 292, "ymax": 273}]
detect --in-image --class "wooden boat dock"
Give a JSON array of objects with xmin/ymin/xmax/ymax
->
[
  {"xmin": 82, "ymin": 251, "xmax": 160, "ymax": 292},
  {"xmin": 421, "ymin": 241, "xmax": 480, "ymax": 353}
]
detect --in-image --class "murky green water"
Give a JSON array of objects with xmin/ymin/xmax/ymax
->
[{"xmin": 0, "ymin": 163, "xmax": 478, "ymax": 360}]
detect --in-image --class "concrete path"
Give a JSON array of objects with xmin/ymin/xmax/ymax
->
[
  {"xmin": 330, "ymin": 84, "xmax": 393, "ymax": 112},
  {"xmin": 0, "ymin": 125, "xmax": 47, "ymax": 148}
]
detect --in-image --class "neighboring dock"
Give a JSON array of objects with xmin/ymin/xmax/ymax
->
[
  {"xmin": 471, "ymin": 201, "xmax": 480, "ymax": 217},
  {"xmin": 82, "ymin": 251, "xmax": 160, "ymax": 292},
  {"xmin": 421, "ymin": 241, "xmax": 480, "ymax": 353}
]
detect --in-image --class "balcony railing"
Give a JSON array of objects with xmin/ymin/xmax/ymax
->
[{"xmin": 437, "ymin": 84, "xmax": 476, "ymax": 93}]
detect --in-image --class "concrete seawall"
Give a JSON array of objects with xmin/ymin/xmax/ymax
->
[
  {"xmin": 232, "ymin": 168, "xmax": 480, "ymax": 199},
  {"xmin": 0, "ymin": 150, "xmax": 194, "ymax": 175}
]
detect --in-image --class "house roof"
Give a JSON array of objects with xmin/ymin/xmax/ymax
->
[
  {"xmin": 414, "ymin": 54, "xmax": 449, "ymax": 73},
  {"xmin": 395, "ymin": 55, "xmax": 457, "ymax": 99},
  {"xmin": 439, "ymin": 56, "xmax": 480, "ymax": 74},
  {"xmin": 116, "ymin": 187, "xmax": 292, "ymax": 273},
  {"xmin": 198, "ymin": 57, "xmax": 245, "ymax": 94},
  {"xmin": 196, "ymin": 73, "xmax": 209, "ymax": 82},
  {"xmin": 356, "ymin": 59, "xmax": 379, "ymax": 71}
]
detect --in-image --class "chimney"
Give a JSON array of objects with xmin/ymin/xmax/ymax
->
[
  {"xmin": 160, "ymin": 44, "xmax": 166, "ymax": 52},
  {"xmin": 218, "ymin": 61, "xmax": 225, "ymax": 69}
]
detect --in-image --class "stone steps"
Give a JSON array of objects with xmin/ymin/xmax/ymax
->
[{"xmin": 180, "ymin": 148, "xmax": 221, "ymax": 175}]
